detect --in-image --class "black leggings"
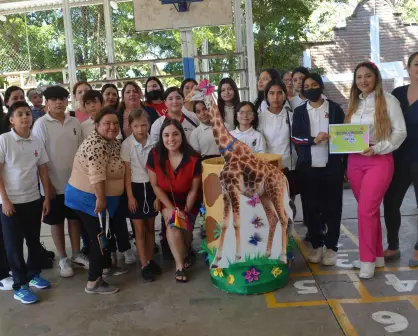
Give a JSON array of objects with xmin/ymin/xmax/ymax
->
[
  {"xmin": 75, "ymin": 211, "xmax": 112, "ymax": 282},
  {"xmin": 383, "ymin": 160, "xmax": 418, "ymax": 251}
]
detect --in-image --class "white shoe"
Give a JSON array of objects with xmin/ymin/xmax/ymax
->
[
  {"xmin": 308, "ymin": 247, "xmax": 323, "ymax": 263},
  {"xmin": 359, "ymin": 262, "xmax": 375, "ymax": 279},
  {"xmin": 124, "ymin": 249, "xmax": 136, "ymax": 265},
  {"xmin": 59, "ymin": 257, "xmax": 74, "ymax": 278},
  {"xmin": 322, "ymin": 249, "xmax": 337, "ymax": 266},
  {"xmin": 0, "ymin": 276, "xmax": 13, "ymax": 290},
  {"xmin": 353, "ymin": 257, "xmax": 384, "ymax": 269},
  {"xmin": 72, "ymin": 254, "xmax": 89, "ymax": 270}
]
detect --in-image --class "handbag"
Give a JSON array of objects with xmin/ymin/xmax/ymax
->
[{"xmin": 285, "ymin": 106, "xmax": 300, "ymax": 197}]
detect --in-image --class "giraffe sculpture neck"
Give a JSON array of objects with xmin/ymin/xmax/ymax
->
[{"xmin": 210, "ymin": 103, "xmax": 236, "ymax": 161}]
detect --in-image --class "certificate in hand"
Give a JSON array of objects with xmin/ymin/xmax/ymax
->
[{"xmin": 329, "ymin": 124, "xmax": 369, "ymax": 154}]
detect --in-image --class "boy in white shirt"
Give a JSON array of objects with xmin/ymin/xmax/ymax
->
[
  {"xmin": 81, "ymin": 90, "xmax": 104, "ymax": 140},
  {"xmin": 0, "ymin": 101, "xmax": 51, "ymax": 304},
  {"xmin": 230, "ymin": 101, "xmax": 266, "ymax": 153},
  {"xmin": 32, "ymin": 86, "xmax": 87, "ymax": 278},
  {"xmin": 190, "ymin": 101, "xmax": 233, "ymax": 158}
]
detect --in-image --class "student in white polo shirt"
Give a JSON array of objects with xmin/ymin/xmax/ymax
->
[
  {"xmin": 150, "ymin": 87, "xmax": 199, "ymax": 143},
  {"xmin": 32, "ymin": 86, "xmax": 88, "ymax": 278},
  {"xmin": 190, "ymin": 100, "xmax": 233, "ymax": 159},
  {"xmin": 231, "ymin": 101, "xmax": 266, "ymax": 153},
  {"xmin": 81, "ymin": 90, "xmax": 104, "ymax": 140},
  {"xmin": 0, "ymin": 101, "xmax": 51, "ymax": 304},
  {"xmin": 290, "ymin": 67, "xmax": 310, "ymax": 111}
]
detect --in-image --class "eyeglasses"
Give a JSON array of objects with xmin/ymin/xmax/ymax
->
[{"xmin": 237, "ymin": 111, "xmax": 254, "ymax": 116}]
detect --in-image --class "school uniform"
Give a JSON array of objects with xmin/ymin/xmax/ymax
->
[
  {"xmin": 230, "ymin": 127, "xmax": 266, "ymax": 153},
  {"xmin": 150, "ymin": 111, "xmax": 200, "ymax": 143},
  {"xmin": 384, "ymin": 85, "xmax": 418, "ymax": 252},
  {"xmin": 121, "ymin": 134, "xmax": 158, "ymax": 219},
  {"xmin": 292, "ymin": 99, "xmax": 346, "ymax": 251},
  {"xmin": 189, "ymin": 122, "xmax": 233, "ymax": 159},
  {"xmin": 32, "ymin": 113, "xmax": 83, "ymax": 224},
  {"xmin": 290, "ymin": 94, "xmax": 307, "ymax": 111},
  {"xmin": 0, "ymin": 129, "xmax": 49, "ymax": 290},
  {"xmin": 347, "ymin": 92, "xmax": 406, "ymax": 262}
]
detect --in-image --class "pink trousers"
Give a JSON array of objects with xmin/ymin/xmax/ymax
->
[{"xmin": 347, "ymin": 153, "xmax": 394, "ymax": 262}]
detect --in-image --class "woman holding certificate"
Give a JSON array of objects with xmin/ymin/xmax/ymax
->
[
  {"xmin": 345, "ymin": 61, "xmax": 406, "ymax": 279},
  {"xmin": 291, "ymin": 73, "xmax": 346, "ymax": 267},
  {"xmin": 383, "ymin": 52, "xmax": 418, "ymax": 267}
]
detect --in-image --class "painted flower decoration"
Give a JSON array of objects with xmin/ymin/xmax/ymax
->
[
  {"xmin": 227, "ymin": 274, "xmax": 235, "ymax": 284},
  {"xmin": 242, "ymin": 267, "xmax": 261, "ymax": 283},
  {"xmin": 271, "ymin": 267, "xmax": 282, "ymax": 278},
  {"xmin": 200, "ymin": 203, "xmax": 206, "ymax": 216},
  {"xmin": 213, "ymin": 268, "xmax": 224, "ymax": 278},
  {"xmin": 198, "ymin": 79, "xmax": 216, "ymax": 96}
]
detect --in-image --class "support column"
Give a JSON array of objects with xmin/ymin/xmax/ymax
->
[
  {"xmin": 234, "ymin": 0, "xmax": 247, "ymax": 100},
  {"xmin": 180, "ymin": 28, "xmax": 196, "ymax": 79},
  {"xmin": 104, "ymin": 0, "xmax": 116, "ymax": 80},
  {"xmin": 244, "ymin": 0, "xmax": 257, "ymax": 101},
  {"xmin": 370, "ymin": 15, "xmax": 380, "ymax": 65},
  {"xmin": 62, "ymin": 0, "xmax": 77, "ymax": 92}
]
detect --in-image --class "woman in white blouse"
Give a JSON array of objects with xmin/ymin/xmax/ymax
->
[{"xmin": 345, "ymin": 61, "xmax": 406, "ymax": 279}]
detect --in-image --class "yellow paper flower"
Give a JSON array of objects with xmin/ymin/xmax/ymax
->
[
  {"xmin": 271, "ymin": 267, "xmax": 282, "ymax": 278},
  {"xmin": 227, "ymin": 274, "xmax": 235, "ymax": 284},
  {"xmin": 213, "ymin": 268, "xmax": 224, "ymax": 278}
]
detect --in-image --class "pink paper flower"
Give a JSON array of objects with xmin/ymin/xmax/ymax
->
[
  {"xmin": 198, "ymin": 79, "xmax": 216, "ymax": 96},
  {"xmin": 243, "ymin": 267, "xmax": 261, "ymax": 283}
]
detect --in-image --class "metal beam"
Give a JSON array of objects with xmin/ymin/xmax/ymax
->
[
  {"xmin": 62, "ymin": 0, "xmax": 77, "ymax": 91},
  {"xmin": 244, "ymin": 0, "xmax": 257, "ymax": 101},
  {"xmin": 103, "ymin": 0, "xmax": 116, "ymax": 79}
]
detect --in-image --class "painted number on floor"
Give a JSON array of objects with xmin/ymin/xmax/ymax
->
[
  {"xmin": 372, "ymin": 311, "xmax": 408, "ymax": 333},
  {"xmin": 385, "ymin": 274, "xmax": 417, "ymax": 293},
  {"xmin": 294, "ymin": 280, "xmax": 318, "ymax": 294},
  {"xmin": 336, "ymin": 253, "xmax": 353, "ymax": 268}
]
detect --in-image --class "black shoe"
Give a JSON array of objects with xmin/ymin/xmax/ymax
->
[
  {"xmin": 39, "ymin": 256, "xmax": 54, "ymax": 269},
  {"xmin": 148, "ymin": 260, "xmax": 162, "ymax": 275},
  {"xmin": 141, "ymin": 265, "xmax": 154, "ymax": 282},
  {"xmin": 40, "ymin": 242, "xmax": 55, "ymax": 260},
  {"xmin": 80, "ymin": 246, "xmax": 89, "ymax": 256}
]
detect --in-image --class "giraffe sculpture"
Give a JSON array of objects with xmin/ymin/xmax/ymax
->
[{"xmin": 187, "ymin": 84, "xmax": 294, "ymax": 268}]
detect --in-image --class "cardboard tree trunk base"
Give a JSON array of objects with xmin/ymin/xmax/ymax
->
[{"xmin": 201, "ymin": 154, "xmax": 295, "ymax": 295}]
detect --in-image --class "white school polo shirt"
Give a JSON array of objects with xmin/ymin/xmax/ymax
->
[
  {"xmin": 258, "ymin": 106, "xmax": 297, "ymax": 169},
  {"xmin": 121, "ymin": 134, "xmax": 155, "ymax": 183},
  {"xmin": 32, "ymin": 113, "xmax": 83, "ymax": 196},
  {"xmin": 0, "ymin": 129, "xmax": 49, "ymax": 204},
  {"xmin": 290, "ymin": 94, "xmax": 307, "ymax": 111},
  {"xmin": 307, "ymin": 100, "xmax": 329, "ymax": 167},
  {"xmin": 81, "ymin": 118, "xmax": 123, "ymax": 141},
  {"xmin": 150, "ymin": 111, "xmax": 200, "ymax": 143},
  {"xmin": 231, "ymin": 127, "xmax": 266, "ymax": 153},
  {"xmin": 189, "ymin": 122, "xmax": 233, "ymax": 156}
]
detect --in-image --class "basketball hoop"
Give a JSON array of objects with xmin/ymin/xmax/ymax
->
[{"xmin": 160, "ymin": 0, "xmax": 203, "ymax": 12}]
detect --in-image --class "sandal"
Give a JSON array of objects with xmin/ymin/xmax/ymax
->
[{"xmin": 175, "ymin": 269, "xmax": 188, "ymax": 283}]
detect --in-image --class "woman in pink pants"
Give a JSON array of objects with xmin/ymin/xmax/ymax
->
[{"xmin": 346, "ymin": 62, "xmax": 406, "ymax": 279}]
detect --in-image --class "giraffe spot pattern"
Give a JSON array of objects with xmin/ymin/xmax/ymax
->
[{"xmin": 204, "ymin": 173, "xmax": 222, "ymax": 207}]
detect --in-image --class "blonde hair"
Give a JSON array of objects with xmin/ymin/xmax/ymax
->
[
  {"xmin": 128, "ymin": 108, "xmax": 149, "ymax": 125},
  {"xmin": 345, "ymin": 62, "xmax": 391, "ymax": 141}
]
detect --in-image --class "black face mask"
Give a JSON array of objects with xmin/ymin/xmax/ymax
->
[
  {"xmin": 303, "ymin": 88, "xmax": 322, "ymax": 102},
  {"xmin": 146, "ymin": 89, "xmax": 163, "ymax": 101}
]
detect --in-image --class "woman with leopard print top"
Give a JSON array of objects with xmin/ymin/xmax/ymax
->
[{"xmin": 65, "ymin": 106, "xmax": 125, "ymax": 295}]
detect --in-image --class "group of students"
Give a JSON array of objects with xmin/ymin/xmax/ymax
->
[{"xmin": 0, "ymin": 51, "xmax": 417, "ymax": 304}]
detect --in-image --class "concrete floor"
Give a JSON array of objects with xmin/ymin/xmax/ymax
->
[{"xmin": 1, "ymin": 187, "xmax": 418, "ymax": 336}]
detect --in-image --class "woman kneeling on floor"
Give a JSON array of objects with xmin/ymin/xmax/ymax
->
[
  {"xmin": 65, "ymin": 107, "xmax": 127, "ymax": 294},
  {"xmin": 147, "ymin": 119, "xmax": 202, "ymax": 283}
]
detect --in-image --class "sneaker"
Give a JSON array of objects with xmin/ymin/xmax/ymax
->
[
  {"xmin": 124, "ymin": 249, "xmax": 136, "ymax": 265},
  {"xmin": 85, "ymin": 278, "xmax": 119, "ymax": 295},
  {"xmin": 72, "ymin": 254, "xmax": 89, "ymax": 269},
  {"xmin": 322, "ymin": 249, "xmax": 337, "ymax": 266},
  {"xmin": 40, "ymin": 242, "xmax": 55, "ymax": 260},
  {"xmin": 359, "ymin": 262, "xmax": 375, "ymax": 279},
  {"xmin": 0, "ymin": 276, "xmax": 13, "ymax": 291},
  {"xmin": 308, "ymin": 247, "xmax": 323, "ymax": 263},
  {"xmin": 353, "ymin": 257, "xmax": 385, "ymax": 269},
  {"xmin": 102, "ymin": 267, "xmax": 128, "ymax": 277},
  {"xmin": 148, "ymin": 260, "xmax": 162, "ymax": 275},
  {"xmin": 141, "ymin": 265, "xmax": 154, "ymax": 282},
  {"xmin": 59, "ymin": 257, "xmax": 74, "ymax": 278},
  {"xmin": 29, "ymin": 275, "xmax": 50, "ymax": 289},
  {"xmin": 14, "ymin": 285, "xmax": 39, "ymax": 304}
]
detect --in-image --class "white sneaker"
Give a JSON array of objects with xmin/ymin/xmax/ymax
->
[
  {"xmin": 308, "ymin": 247, "xmax": 323, "ymax": 263},
  {"xmin": 124, "ymin": 249, "xmax": 136, "ymax": 265},
  {"xmin": 72, "ymin": 254, "xmax": 89, "ymax": 269},
  {"xmin": 0, "ymin": 276, "xmax": 13, "ymax": 290},
  {"xmin": 59, "ymin": 257, "xmax": 74, "ymax": 278},
  {"xmin": 359, "ymin": 262, "xmax": 375, "ymax": 279},
  {"xmin": 353, "ymin": 257, "xmax": 384, "ymax": 269},
  {"xmin": 322, "ymin": 249, "xmax": 337, "ymax": 266}
]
